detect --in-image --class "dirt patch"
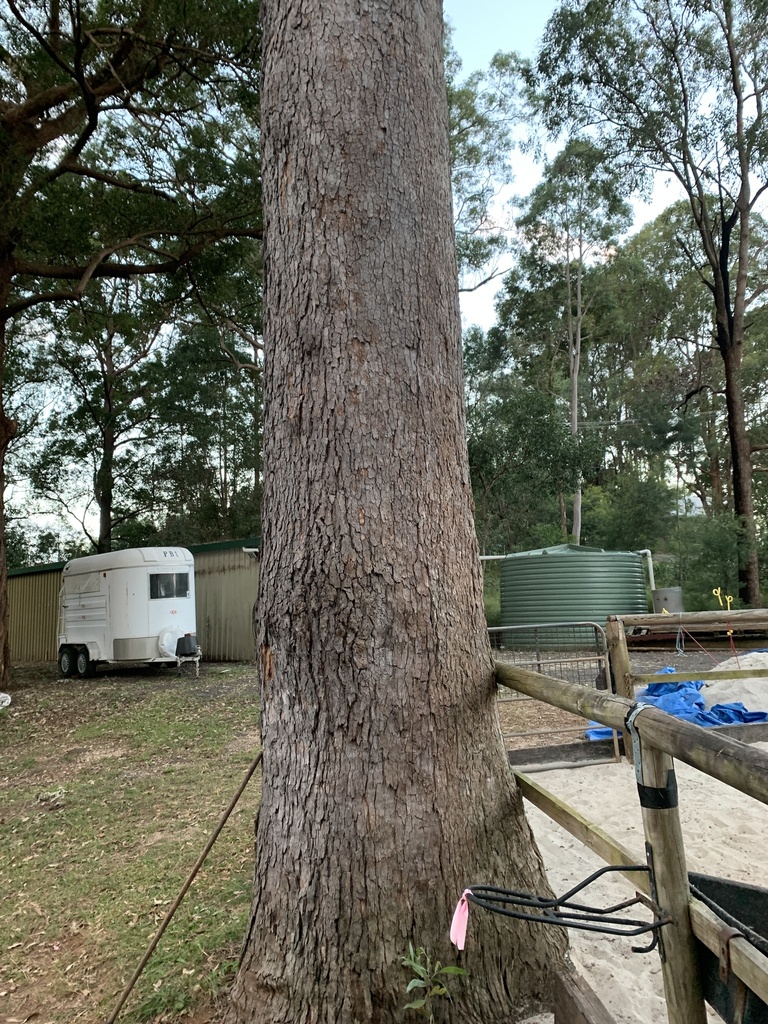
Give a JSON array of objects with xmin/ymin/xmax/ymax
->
[
  {"xmin": 1, "ymin": 919, "xmax": 117, "ymax": 1024},
  {"xmin": 498, "ymin": 696, "xmax": 590, "ymax": 750},
  {"xmin": 225, "ymin": 728, "xmax": 261, "ymax": 755},
  {"xmin": 31, "ymin": 741, "xmax": 132, "ymax": 788}
]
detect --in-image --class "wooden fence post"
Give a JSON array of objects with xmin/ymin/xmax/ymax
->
[
  {"xmin": 605, "ymin": 617, "xmax": 633, "ymax": 701},
  {"xmin": 606, "ymin": 616, "xmax": 633, "ymax": 764},
  {"xmin": 631, "ymin": 719, "xmax": 706, "ymax": 1024}
]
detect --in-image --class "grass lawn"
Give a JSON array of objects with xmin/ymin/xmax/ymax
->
[{"xmin": 0, "ymin": 661, "xmax": 262, "ymax": 1024}]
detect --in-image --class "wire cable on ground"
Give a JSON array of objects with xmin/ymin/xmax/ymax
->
[{"xmin": 105, "ymin": 749, "xmax": 263, "ymax": 1024}]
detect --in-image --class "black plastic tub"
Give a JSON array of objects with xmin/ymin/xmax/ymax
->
[{"xmin": 690, "ymin": 872, "xmax": 768, "ymax": 1024}]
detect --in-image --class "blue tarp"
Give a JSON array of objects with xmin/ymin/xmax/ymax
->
[{"xmin": 586, "ymin": 663, "xmax": 768, "ymax": 740}]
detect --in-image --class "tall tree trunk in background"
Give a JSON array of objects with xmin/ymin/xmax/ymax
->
[
  {"xmin": 570, "ymin": 237, "xmax": 584, "ymax": 544},
  {"xmin": 0, "ymin": 425, "xmax": 14, "ymax": 688},
  {"xmin": 722, "ymin": 340, "xmax": 759, "ymax": 605},
  {"xmin": 564, "ymin": 232, "xmax": 582, "ymax": 544},
  {"xmin": 569, "ymin": 318, "xmax": 582, "ymax": 544},
  {"xmin": 717, "ymin": 200, "xmax": 759, "ymax": 605},
  {"xmin": 227, "ymin": 1, "xmax": 566, "ymax": 1022},
  {"xmin": 0, "ymin": 270, "xmax": 17, "ymax": 689},
  {"xmin": 559, "ymin": 491, "xmax": 568, "ymax": 540},
  {"xmin": 95, "ymin": 420, "xmax": 115, "ymax": 553}
]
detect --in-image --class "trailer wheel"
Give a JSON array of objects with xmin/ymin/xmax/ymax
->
[
  {"xmin": 76, "ymin": 649, "xmax": 94, "ymax": 678},
  {"xmin": 58, "ymin": 647, "xmax": 75, "ymax": 678}
]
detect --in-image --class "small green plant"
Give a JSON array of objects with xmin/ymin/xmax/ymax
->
[{"xmin": 401, "ymin": 942, "xmax": 466, "ymax": 1021}]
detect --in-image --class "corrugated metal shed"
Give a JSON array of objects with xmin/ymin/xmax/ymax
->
[
  {"xmin": 193, "ymin": 540, "xmax": 260, "ymax": 662},
  {"xmin": 8, "ymin": 563, "xmax": 63, "ymax": 662},
  {"xmin": 7, "ymin": 538, "xmax": 261, "ymax": 664}
]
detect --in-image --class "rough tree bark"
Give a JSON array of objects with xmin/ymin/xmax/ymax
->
[
  {"xmin": 227, "ymin": 1, "xmax": 567, "ymax": 1022},
  {"xmin": 0, "ymin": 271, "xmax": 17, "ymax": 688}
]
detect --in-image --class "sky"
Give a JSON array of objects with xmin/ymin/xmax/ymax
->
[
  {"xmin": 442, "ymin": 0, "xmax": 558, "ymax": 76},
  {"xmin": 442, "ymin": 0, "xmax": 561, "ymax": 330},
  {"xmin": 441, "ymin": 0, "xmax": 679, "ymax": 331}
]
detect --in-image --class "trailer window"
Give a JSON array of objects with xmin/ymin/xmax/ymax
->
[{"xmin": 149, "ymin": 573, "xmax": 189, "ymax": 599}]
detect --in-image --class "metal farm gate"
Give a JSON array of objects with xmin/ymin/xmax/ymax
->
[{"xmin": 490, "ymin": 621, "xmax": 621, "ymax": 769}]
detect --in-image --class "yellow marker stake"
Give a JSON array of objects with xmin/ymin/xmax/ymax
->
[{"xmin": 712, "ymin": 587, "xmax": 723, "ymax": 607}]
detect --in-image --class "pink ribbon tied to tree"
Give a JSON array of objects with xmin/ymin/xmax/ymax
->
[{"xmin": 450, "ymin": 889, "xmax": 472, "ymax": 950}]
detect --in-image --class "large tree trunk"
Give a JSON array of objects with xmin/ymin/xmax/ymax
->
[
  {"xmin": 0, "ymin": 270, "xmax": 17, "ymax": 689},
  {"xmin": 0, "ymin": 419, "xmax": 15, "ymax": 689},
  {"xmin": 227, "ymin": 2, "xmax": 566, "ymax": 1022},
  {"xmin": 722, "ymin": 341, "xmax": 760, "ymax": 606}
]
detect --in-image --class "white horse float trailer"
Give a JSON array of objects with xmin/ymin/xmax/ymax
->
[{"xmin": 57, "ymin": 547, "xmax": 200, "ymax": 677}]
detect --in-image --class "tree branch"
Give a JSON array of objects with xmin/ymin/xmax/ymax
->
[
  {"xmin": 58, "ymin": 160, "xmax": 177, "ymax": 200},
  {"xmin": 6, "ymin": 226, "xmax": 263, "ymax": 320}
]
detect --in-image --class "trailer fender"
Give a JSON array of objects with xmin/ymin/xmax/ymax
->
[
  {"xmin": 84, "ymin": 641, "xmax": 101, "ymax": 661},
  {"xmin": 158, "ymin": 627, "xmax": 183, "ymax": 659}
]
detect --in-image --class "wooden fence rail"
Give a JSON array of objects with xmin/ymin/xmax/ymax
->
[
  {"xmin": 494, "ymin": 662, "xmax": 768, "ymax": 807},
  {"xmin": 609, "ymin": 610, "xmax": 768, "ymax": 629},
  {"xmin": 630, "ymin": 668, "xmax": 768, "ymax": 685}
]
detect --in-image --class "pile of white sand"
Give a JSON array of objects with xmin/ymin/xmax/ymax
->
[
  {"xmin": 700, "ymin": 650, "xmax": 768, "ymax": 710},
  {"xmin": 517, "ymin": 746, "xmax": 768, "ymax": 1023}
]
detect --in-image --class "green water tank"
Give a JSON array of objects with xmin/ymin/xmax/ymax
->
[{"xmin": 499, "ymin": 544, "xmax": 648, "ymax": 629}]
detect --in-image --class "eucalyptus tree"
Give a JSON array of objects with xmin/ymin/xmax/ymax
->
[
  {"xmin": 147, "ymin": 324, "xmax": 262, "ymax": 544},
  {"xmin": 534, "ymin": 0, "xmax": 768, "ymax": 602},
  {"xmin": 227, "ymin": 0, "xmax": 566, "ymax": 1019},
  {"xmin": 515, "ymin": 138, "xmax": 631, "ymax": 541},
  {"xmin": 446, "ymin": 38, "xmax": 521, "ymax": 285},
  {"xmin": 28, "ymin": 278, "xmax": 172, "ymax": 552},
  {"xmin": 599, "ymin": 205, "xmax": 768, "ymax": 524}
]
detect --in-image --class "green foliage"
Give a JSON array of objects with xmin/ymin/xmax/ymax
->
[
  {"xmin": 147, "ymin": 325, "xmax": 262, "ymax": 545},
  {"xmin": 26, "ymin": 274, "xmax": 262, "ymax": 552},
  {"xmin": 581, "ymin": 475, "xmax": 674, "ymax": 551},
  {"xmin": 534, "ymin": 0, "xmax": 768, "ymax": 204},
  {"xmin": 401, "ymin": 942, "xmax": 466, "ymax": 1023},
  {"xmin": 2, "ymin": 0, "xmax": 262, "ymax": 315},
  {"xmin": 474, "ymin": 190, "xmax": 768, "ymax": 576},
  {"xmin": 465, "ymin": 326, "xmax": 582, "ymax": 553},
  {"xmin": 655, "ymin": 512, "xmax": 748, "ymax": 612},
  {"xmin": 444, "ymin": 31, "xmax": 522, "ymax": 282},
  {"xmin": 5, "ymin": 522, "xmax": 86, "ymax": 569},
  {"xmin": 516, "ymin": 137, "xmax": 632, "ymax": 260},
  {"xmin": 3, "ymin": 0, "xmax": 263, "ymax": 516}
]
